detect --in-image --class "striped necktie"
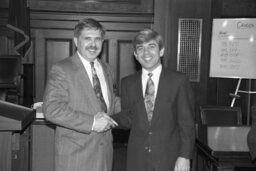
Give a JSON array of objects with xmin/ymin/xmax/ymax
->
[
  {"xmin": 144, "ymin": 73, "xmax": 155, "ymax": 122},
  {"xmin": 90, "ymin": 62, "xmax": 107, "ymax": 113}
]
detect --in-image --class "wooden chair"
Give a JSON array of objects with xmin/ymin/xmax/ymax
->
[
  {"xmin": 247, "ymin": 105, "xmax": 256, "ymax": 161},
  {"xmin": 193, "ymin": 106, "xmax": 243, "ymax": 171},
  {"xmin": 200, "ymin": 106, "xmax": 242, "ymax": 126}
]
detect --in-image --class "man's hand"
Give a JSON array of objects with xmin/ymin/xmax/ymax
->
[
  {"xmin": 174, "ymin": 157, "xmax": 190, "ymax": 171},
  {"xmin": 92, "ymin": 112, "xmax": 118, "ymax": 133}
]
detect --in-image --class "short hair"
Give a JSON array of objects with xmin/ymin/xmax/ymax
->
[
  {"xmin": 133, "ymin": 28, "xmax": 164, "ymax": 51},
  {"xmin": 74, "ymin": 18, "xmax": 106, "ymax": 38}
]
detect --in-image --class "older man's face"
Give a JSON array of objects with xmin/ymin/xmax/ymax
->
[{"xmin": 74, "ymin": 28, "xmax": 104, "ymax": 62}]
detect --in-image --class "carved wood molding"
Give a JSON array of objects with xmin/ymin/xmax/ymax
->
[
  {"xmin": 30, "ymin": 12, "xmax": 153, "ymax": 31},
  {"xmin": 28, "ymin": 0, "xmax": 153, "ymax": 13}
]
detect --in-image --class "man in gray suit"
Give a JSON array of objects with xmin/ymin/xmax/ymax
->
[{"xmin": 43, "ymin": 18, "xmax": 117, "ymax": 171}]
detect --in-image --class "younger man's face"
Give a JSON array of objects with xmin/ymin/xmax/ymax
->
[{"xmin": 134, "ymin": 40, "xmax": 164, "ymax": 72}]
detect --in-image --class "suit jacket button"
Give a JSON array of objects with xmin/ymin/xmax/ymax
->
[{"xmin": 149, "ymin": 132, "xmax": 152, "ymax": 135}]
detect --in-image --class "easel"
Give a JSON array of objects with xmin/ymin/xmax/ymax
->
[{"xmin": 230, "ymin": 78, "xmax": 256, "ymax": 125}]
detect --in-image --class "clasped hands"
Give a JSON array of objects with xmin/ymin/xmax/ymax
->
[{"xmin": 92, "ymin": 112, "xmax": 118, "ymax": 133}]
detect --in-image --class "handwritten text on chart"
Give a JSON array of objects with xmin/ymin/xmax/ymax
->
[{"xmin": 218, "ymin": 40, "xmax": 241, "ymax": 70}]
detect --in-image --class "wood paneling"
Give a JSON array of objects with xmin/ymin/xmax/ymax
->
[
  {"xmin": 0, "ymin": 132, "xmax": 12, "ymax": 171},
  {"xmin": 30, "ymin": 13, "xmax": 153, "ymax": 30},
  {"xmin": 31, "ymin": 123, "xmax": 55, "ymax": 171},
  {"xmin": 118, "ymin": 41, "xmax": 137, "ymax": 80},
  {"xmin": 28, "ymin": 0, "xmax": 153, "ymax": 13},
  {"xmin": 0, "ymin": 29, "xmax": 15, "ymax": 55},
  {"xmin": 33, "ymin": 29, "xmax": 139, "ymax": 100},
  {"xmin": 0, "ymin": 0, "xmax": 153, "ymax": 13},
  {"xmin": 46, "ymin": 40, "xmax": 73, "ymax": 72},
  {"xmin": 222, "ymin": 0, "xmax": 256, "ymax": 17},
  {"xmin": 155, "ymin": 0, "xmax": 213, "ymax": 118},
  {"xmin": 33, "ymin": 29, "xmax": 73, "ymax": 100},
  {"xmin": 0, "ymin": 131, "xmax": 31, "ymax": 171},
  {"xmin": 31, "ymin": 13, "xmax": 153, "ymax": 101}
]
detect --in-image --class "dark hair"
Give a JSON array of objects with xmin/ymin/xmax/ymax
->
[
  {"xmin": 133, "ymin": 28, "xmax": 164, "ymax": 51},
  {"xmin": 74, "ymin": 18, "xmax": 106, "ymax": 38}
]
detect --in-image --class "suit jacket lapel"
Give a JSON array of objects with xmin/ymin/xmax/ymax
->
[
  {"xmin": 134, "ymin": 71, "xmax": 150, "ymax": 126},
  {"xmin": 72, "ymin": 53, "xmax": 101, "ymax": 112},
  {"xmin": 151, "ymin": 68, "xmax": 168, "ymax": 123}
]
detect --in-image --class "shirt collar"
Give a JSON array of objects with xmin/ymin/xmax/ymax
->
[
  {"xmin": 77, "ymin": 51, "xmax": 100, "ymax": 67},
  {"xmin": 142, "ymin": 64, "xmax": 162, "ymax": 78}
]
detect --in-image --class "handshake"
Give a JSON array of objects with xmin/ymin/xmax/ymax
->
[{"xmin": 92, "ymin": 112, "xmax": 118, "ymax": 133}]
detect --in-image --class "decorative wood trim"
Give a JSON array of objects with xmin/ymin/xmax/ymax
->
[
  {"xmin": 35, "ymin": 0, "xmax": 141, "ymax": 3},
  {"xmin": 30, "ymin": 12, "xmax": 153, "ymax": 30},
  {"xmin": 28, "ymin": 0, "xmax": 153, "ymax": 13}
]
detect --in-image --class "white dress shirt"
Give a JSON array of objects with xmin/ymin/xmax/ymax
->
[{"xmin": 77, "ymin": 52, "xmax": 110, "ymax": 110}]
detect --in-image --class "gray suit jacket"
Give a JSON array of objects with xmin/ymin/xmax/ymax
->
[{"xmin": 43, "ymin": 52, "xmax": 116, "ymax": 171}]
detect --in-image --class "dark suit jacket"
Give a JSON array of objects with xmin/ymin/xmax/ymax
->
[
  {"xmin": 43, "ymin": 53, "xmax": 116, "ymax": 171},
  {"xmin": 113, "ymin": 68, "xmax": 195, "ymax": 171},
  {"xmin": 248, "ymin": 105, "xmax": 256, "ymax": 160}
]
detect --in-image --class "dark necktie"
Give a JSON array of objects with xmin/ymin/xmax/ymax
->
[
  {"xmin": 144, "ymin": 73, "xmax": 155, "ymax": 122},
  {"xmin": 90, "ymin": 62, "xmax": 107, "ymax": 113}
]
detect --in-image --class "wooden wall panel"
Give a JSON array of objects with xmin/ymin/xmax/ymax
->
[
  {"xmin": 0, "ymin": 132, "xmax": 12, "ymax": 171},
  {"xmin": 118, "ymin": 41, "xmax": 137, "ymax": 82},
  {"xmin": 33, "ymin": 29, "xmax": 140, "ymax": 101},
  {"xmin": 31, "ymin": 123, "xmax": 55, "ymax": 171},
  {"xmin": 30, "ymin": 14, "xmax": 153, "ymax": 31},
  {"xmin": 222, "ymin": 0, "xmax": 256, "ymax": 17},
  {"xmin": 1, "ymin": 0, "xmax": 153, "ymax": 13},
  {"xmin": 46, "ymin": 40, "xmax": 73, "ymax": 73},
  {"xmin": 1, "ymin": 0, "xmax": 153, "ymax": 102},
  {"xmin": 28, "ymin": 0, "xmax": 153, "ymax": 14},
  {"xmin": 0, "ymin": 36, "xmax": 11, "ymax": 55},
  {"xmin": 157, "ymin": 0, "xmax": 212, "ymax": 117},
  {"xmin": 0, "ymin": 33, "xmax": 16, "ymax": 56},
  {"xmin": 31, "ymin": 13, "xmax": 153, "ymax": 101},
  {"xmin": 0, "ymin": 5, "xmax": 14, "ymax": 55},
  {"xmin": 33, "ymin": 29, "xmax": 74, "ymax": 101}
]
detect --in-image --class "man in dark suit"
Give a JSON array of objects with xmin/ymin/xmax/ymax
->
[
  {"xmin": 112, "ymin": 28, "xmax": 195, "ymax": 171},
  {"xmin": 43, "ymin": 18, "xmax": 117, "ymax": 171}
]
